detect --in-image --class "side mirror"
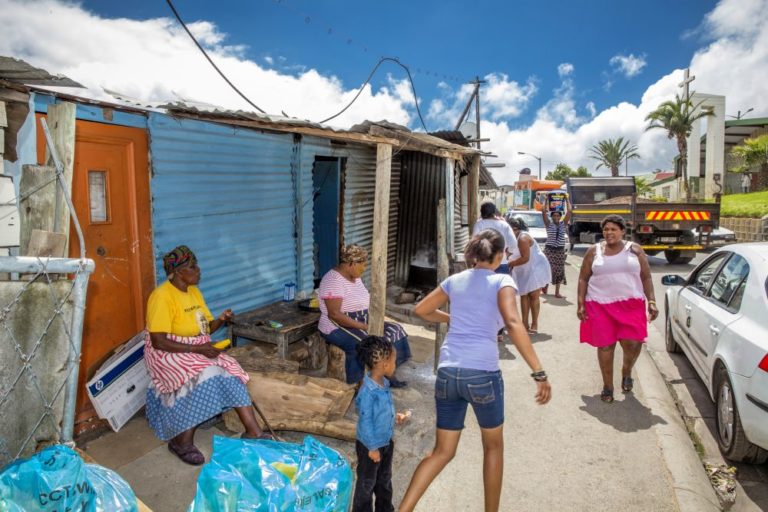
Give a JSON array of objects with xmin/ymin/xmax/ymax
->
[{"xmin": 661, "ymin": 275, "xmax": 686, "ymax": 286}]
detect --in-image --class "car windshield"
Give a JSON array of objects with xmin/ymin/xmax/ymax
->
[{"xmin": 510, "ymin": 213, "xmax": 545, "ymax": 228}]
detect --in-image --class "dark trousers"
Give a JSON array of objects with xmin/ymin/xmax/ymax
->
[{"xmin": 352, "ymin": 440, "xmax": 394, "ymax": 512}]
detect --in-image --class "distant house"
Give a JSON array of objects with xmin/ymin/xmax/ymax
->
[{"xmin": 644, "ymin": 172, "xmax": 679, "ymax": 201}]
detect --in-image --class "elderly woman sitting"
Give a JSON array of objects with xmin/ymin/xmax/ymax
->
[
  {"xmin": 144, "ymin": 245, "xmax": 270, "ymax": 466},
  {"xmin": 318, "ymin": 244, "xmax": 412, "ymax": 387}
]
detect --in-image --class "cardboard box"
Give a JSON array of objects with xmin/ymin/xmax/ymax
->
[{"xmin": 86, "ymin": 331, "xmax": 150, "ymax": 431}]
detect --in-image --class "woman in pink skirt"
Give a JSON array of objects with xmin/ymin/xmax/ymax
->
[{"xmin": 576, "ymin": 215, "xmax": 659, "ymax": 403}]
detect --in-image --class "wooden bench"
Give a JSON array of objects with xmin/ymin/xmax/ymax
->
[{"xmin": 228, "ymin": 301, "xmax": 320, "ymax": 359}]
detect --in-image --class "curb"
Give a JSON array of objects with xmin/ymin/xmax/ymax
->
[{"xmin": 636, "ymin": 325, "xmax": 721, "ymax": 512}]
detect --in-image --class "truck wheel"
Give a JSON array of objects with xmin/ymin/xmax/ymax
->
[{"xmin": 664, "ymin": 250, "xmax": 694, "ymax": 264}]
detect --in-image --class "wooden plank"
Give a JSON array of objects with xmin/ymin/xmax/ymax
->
[
  {"xmin": 19, "ymin": 165, "xmax": 57, "ymax": 255},
  {"xmin": 27, "ymin": 229, "xmax": 66, "ymax": 257},
  {"xmin": 369, "ymin": 143, "xmax": 392, "ymax": 337},
  {"xmin": 45, "ymin": 102, "xmax": 76, "ymax": 243},
  {"xmin": 468, "ymin": 154, "xmax": 481, "ymax": 234},
  {"xmin": 435, "ymin": 199, "xmax": 449, "ymax": 372},
  {"xmin": 368, "ymin": 125, "xmax": 467, "ymax": 160}
]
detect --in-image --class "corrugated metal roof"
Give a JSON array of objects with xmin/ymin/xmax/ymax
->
[{"xmin": 0, "ymin": 57, "xmax": 82, "ymax": 87}]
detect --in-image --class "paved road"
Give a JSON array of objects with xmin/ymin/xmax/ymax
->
[
  {"xmin": 412, "ymin": 248, "xmax": 715, "ymax": 511},
  {"xmin": 569, "ymin": 245, "xmax": 768, "ymax": 511}
]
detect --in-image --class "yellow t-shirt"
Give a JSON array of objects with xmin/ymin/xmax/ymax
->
[{"xmin": 146, "ymin": 281, "xmax": 214, "ymax": 337}]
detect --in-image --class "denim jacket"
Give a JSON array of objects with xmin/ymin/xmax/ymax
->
[{"xmin": 355, "ymin": 374, "xmax": 395, "ymax": 451}]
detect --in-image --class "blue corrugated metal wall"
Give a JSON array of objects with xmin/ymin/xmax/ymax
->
[{"xmin": 148, "ymin": 113, "xmax": 314, "ymax": 315}]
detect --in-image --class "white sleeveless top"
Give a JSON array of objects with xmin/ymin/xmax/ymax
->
[{"xmin": 586, "ymin": 241, "xmax": 645, "ymax": 304}]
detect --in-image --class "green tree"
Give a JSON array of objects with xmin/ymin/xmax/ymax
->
[
  {"xmin": 645, "ymin": 93, "xmax": 714, "ymax": 200},
  {"xmin": 588, "ymin": 137, "xmax": 640, "ymax": 177},
  {"xmin": 545, "ymin": 163, "xmax": 592, "ymax": 181},
  {"xmin": 634, "ymin": 176, "xmax": 652, "ymax": 196},
  {"xmin": 730, "ymin": 134, "xmax": 768, "ymax": 191}
]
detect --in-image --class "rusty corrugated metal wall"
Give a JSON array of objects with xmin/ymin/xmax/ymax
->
[
  {"xmin": 454, "ymin": 169, "xmax": 470, "ymax": 257},
  {"xmin": 394, "ymin": 152, "xmax": 447, "ymax": 286}
]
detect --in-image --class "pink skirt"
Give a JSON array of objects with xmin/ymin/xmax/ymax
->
[{"xmin": 579, "ymin": 298, "xmax": 647, "ymax": 347}]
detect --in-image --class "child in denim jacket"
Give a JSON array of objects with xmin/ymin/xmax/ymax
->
[{"xmin": 353, "ymin": 336, "xmax": 408, "ymax": 512}]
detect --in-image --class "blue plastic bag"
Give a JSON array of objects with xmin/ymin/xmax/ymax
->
[
  {"xmin": 0, "ymin": 445, "xmax": 137, "ymax": 512},
  {"xmin": 188, "ymin": 435, "xmax": 352, "ymax": 512}
]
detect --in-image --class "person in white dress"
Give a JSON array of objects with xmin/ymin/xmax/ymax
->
[{"xmin": 507, "ymin": 217, "xmax": 551, "ymax": 333}]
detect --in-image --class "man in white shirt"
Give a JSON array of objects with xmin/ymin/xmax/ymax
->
[
  {"xmin": 472, "ymin": 202, "xmax": 518, "ymax": 273},
  {"xmin": 741, "ymin": 173, "xmax": 751, "ymax": 194}
]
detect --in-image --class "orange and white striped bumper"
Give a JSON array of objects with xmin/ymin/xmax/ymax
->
[{"xmin": 645, "ymin": 211, "xmax": 712, "ymax": 221}]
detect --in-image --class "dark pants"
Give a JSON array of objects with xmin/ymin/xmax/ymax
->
[
  {"xmin": 324, "ymin": 327, "xmax": 411, "ymax": 384},
  {"xmin": 353, "ymin": 440, "xmax": 394, "ymax": 512}
]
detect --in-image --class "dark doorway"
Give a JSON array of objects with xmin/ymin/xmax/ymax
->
[{"xmin": 312, "ymin": 157, "xmax": 341, "ymax": 286}]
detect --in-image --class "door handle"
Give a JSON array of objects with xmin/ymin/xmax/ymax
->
[
  {"xmin": 709, "ymin": 325, "xmax": 720, "ymax": 336},
  {"xmin": 684, "ymin": 305, "xmax": 692, "ymax": 312}
]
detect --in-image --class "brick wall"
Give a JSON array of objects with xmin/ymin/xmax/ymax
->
[{"xmin": 720, "ymin": 216, "xmax": 768, "ymax": 242}]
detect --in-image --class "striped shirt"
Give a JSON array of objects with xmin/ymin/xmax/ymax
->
[
  {"xmin": 318, "ymin": 269, "xmax": 370, "ymax": 335},
  {"xmin": 546, "ymin": 222, "xmax": 567, "ymax": 248}
]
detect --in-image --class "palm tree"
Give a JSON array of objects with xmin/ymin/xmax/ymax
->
[
  {"xmin": 730, "ymin": 134, "xmax": 768, "ymax": 191},
  {"xmin": 645, "ymin": 93, "xmax": 714, "ymax": 200},
  {"xmin": 588, "ymin": 137, "xmax": 640, "ymax": 177}
]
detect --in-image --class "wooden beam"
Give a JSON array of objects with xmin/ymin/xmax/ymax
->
[
  {"xmin": 368, "ymin": 143, "xmax": 392, "ymax": 336},
  {"xmin": 45, "ymin": 102, "xmax": 76, "ymax": 246},
  {"xmin": 468, "ymin": 154, "xmax": 481, "ymax": 234},
  {"xmin": 169, "ymin": 113, "xmax": 401, "ymax": 147},
  {"xmin": 19, "ymin": 165, "xmax": 57, "ymax": 255},
  {"xmin": 435, "ymin": 199, "xmax": 449, "ymax": 372},
  {"xmin": 368, "ymin": 125, "xmax": 468, "ymax": 160}
]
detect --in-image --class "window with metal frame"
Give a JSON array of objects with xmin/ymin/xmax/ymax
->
[
  {"xmin": 689, "ymin": 253, "xmax": 729, "ymax": 295},
  {"xmin": 707, "ymin": 254, "xmax": 749, "ymax": 311}
]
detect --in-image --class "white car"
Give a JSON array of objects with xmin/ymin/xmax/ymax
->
[
  {"xmin": 663, "ymin": 243, "xmax": 768, "ymax": 463},
  {"xmin": 504, "ymin": 210, "xmax": 548, "ymax": 246}
]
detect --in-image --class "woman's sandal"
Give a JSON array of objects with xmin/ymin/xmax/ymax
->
[
  {"xmin": 168, "ymin": 441, "xmax": 205, "ymax": 466},
  {"xmin": 600, "ymin": 387, "xmax": 614, "ymax": 403},
  {"xmin": 621, "ymin": 377, "xmax": 634, "ymax": 393}
]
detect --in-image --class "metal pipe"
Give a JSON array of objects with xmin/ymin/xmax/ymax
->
[
  {"xmin": 40, "ymin": 118, "xmax": 86, "ymax": 260},
  {"xmin": 60, "ymin": 262, "xmax": 93, "ymax": 443},
  {"xmin": 0, "ymin": 256, "xmax": 95, "ymax": 274}
]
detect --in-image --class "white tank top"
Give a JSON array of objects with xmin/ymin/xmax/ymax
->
[{"xmin": 586, "ymin": 241, "xmax": 645, "ymax": 304}]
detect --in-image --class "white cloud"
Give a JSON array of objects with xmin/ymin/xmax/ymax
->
[
  {"xmin": 264, "ymin": 56, "xmax": 274, "ymax": 65},
  {"xmin": 557, "ymin": 63, "xmax": 574, "ymax": 78},
  {"xmin": 609, "ymin": 53, "xmax": 647, "ymax": 78},
  {"xmin": 0, "ymin": 0, "xmax": 412, "ymax": 127}
]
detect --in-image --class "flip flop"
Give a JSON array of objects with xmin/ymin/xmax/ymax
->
[
  {"xmin": 168, "ymin": 441, "xmax": 205, "ymax": 466},
  {"xmin": 621, "ymin": 377, "xmax": 634, "ymax": 393},
  {"xmin": 554, "ymin": 294, "xmax": 566, "ymax": 299},
  {"xmin": 600, "ymin": 387, "xmax": 614, "ymax": 403}
]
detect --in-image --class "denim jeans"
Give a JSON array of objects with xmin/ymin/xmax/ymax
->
[{"xmin": 435, "ymin": 367, "xmax": 505, "ymax": 430}]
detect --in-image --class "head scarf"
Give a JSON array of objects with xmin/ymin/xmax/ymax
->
[
  {"xmin": 163, "ymin": 245, "xmax": 196, "ymax": 277},
  {"xmin": 339, "ymin": 244, "xmax": 368, "ymax": 265}
]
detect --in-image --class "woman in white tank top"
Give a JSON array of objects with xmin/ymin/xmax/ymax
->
[{"xmin": 576, "ymin": 215, "xmax": 659, "ymax": 403}]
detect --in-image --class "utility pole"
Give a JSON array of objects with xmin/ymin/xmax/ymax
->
[{"xmin": 454, "ymin": 77, "xmax": 487, "ymax": 150}]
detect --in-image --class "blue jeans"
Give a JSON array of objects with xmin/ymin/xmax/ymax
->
[
  {"xmin": 495, "ymin": 263, "xmax": 510, "ymax": 274},
  {"xmin": 323, "ymin": 328, "xmax": 411, "ymax": 384},
  {"xmin": 435, "ymin": 367, "xmax": 505, "ymax": 430}
]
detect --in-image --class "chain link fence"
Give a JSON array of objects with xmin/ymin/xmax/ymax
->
[{"xmin": 0, "ymin": 116, "xmax": 94, "ymax": 468}]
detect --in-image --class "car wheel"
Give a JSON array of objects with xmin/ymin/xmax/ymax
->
[
  {"xmin": 664, "ymin": 250, "xmax": 694, "ymax": 264},
  {"xmin": 665, "ymin": 302, "xmax": 680, "ymax": 353},
  {"xmin": 715, "ymin": 367, "xmax": 768, "ymax": 463}
]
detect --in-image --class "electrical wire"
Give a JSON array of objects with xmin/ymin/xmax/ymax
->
[
  {"xmin": 318, "ymin": 57, "xmax": 429, "ymax": 132},
  {"xmin": 165, "ymin": 0, "xmax": 267, "ymax": 114}
]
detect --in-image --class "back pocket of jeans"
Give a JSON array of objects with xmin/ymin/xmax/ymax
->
[
  {"xmin": 467, "ymin": 381, "xmax": 495, "ymax": 405},
  {"xmin": 435, "ymin": 377, "xmax": 448, "ymax": 400}
]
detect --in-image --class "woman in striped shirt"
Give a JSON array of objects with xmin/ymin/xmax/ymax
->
[{"xmin": 541, "ymin": 196, "xmax": 571, "ymax": 298}]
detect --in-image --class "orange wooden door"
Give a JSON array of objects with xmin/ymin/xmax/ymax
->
[{"xmin": 37, "ymin": 117, "xmax": 154, "ymax": 431}]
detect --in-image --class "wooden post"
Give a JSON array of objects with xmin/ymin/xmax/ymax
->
[
  {"xmin": 45, "ymin": 102, "xmax": 76, "ymax": 247},
  {"xmin": 19, "ymin": 165, "xmax": 58, "ymax": 255},
  {"xmin": 468, "ymin": 154, "xmax": 481, "ymax": 234},
  {"xmin": 435, "ymin": 199, "xmax": 449, "ymax": 372},
  {"xmin": 369, "ymin": 143, "xmax": 392, "ymax": 337}
]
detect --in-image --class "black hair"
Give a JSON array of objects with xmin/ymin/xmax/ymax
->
[
  {"xmin": 508, "ymin": 217, "xmax": 528, "ymax": 231},
  {"xmin": 464, "ymin": 229, "xmax": 505, "ymax": 267},
  {"xmin": 601, "ymin": 214, "xmax": 627, "ymax": 231},
  {"xmin": 480, "ymin": 202, "xmax": 498, "ymax": 219},
  {"xmin": 356, "ymin": 335, "xmax": 394, "ymax": 369}
]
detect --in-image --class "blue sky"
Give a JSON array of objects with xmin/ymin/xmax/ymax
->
[
  {"xmin": 2, "ymin": 0, "xmax": 766, "ymax": 182},
  {"xmin": 78, "ymin": 0, "xmax": 716, "ymax": 130}
]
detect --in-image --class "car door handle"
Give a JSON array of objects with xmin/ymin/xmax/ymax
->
[
  {"xmin": 684, "ymin": 305, "xmax": 692, "ymax": 312},
  {"xmin": 709, "ymin": 325, "xmax": 720, "ymax": 336}
]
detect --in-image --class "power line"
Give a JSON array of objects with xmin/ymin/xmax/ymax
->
[
  {"xmin": 165, "ymin": 0, "xmax": 267, "ymax": 114},
  {"xmin": 318, "ymin": 57, "xmax": 429, "ymax": 132}
]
